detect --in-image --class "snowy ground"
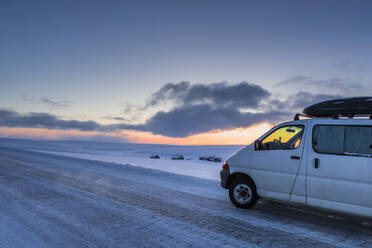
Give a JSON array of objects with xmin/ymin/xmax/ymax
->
[
  {"xmin": 0, "ymin": 138, "xmax": 242, "ymax": 180},
  {"xmin": 0, "ymin": 139, "xmax": 372, "ymax": 247}
]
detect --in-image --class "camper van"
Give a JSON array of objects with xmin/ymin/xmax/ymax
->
[{"xmin": 220, "ymin": 97, "xmax": 372, "ymax": 218}]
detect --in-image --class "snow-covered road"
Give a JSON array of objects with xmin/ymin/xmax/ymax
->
[{"xmin": 1, "ymin": 147, "xmax": 372, "ymax": 247}]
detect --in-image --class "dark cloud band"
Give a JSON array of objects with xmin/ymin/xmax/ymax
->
[
  {"xmin": 0, "ymin": 79, "xmax": 355, "ymax": 138},
  {"xmin": 0, "ymin": 109, "xmax": 145, "ymax": 133},
  {"xmin": 146, "ymin": 81, "xmax": 270, "ymax": 108}
]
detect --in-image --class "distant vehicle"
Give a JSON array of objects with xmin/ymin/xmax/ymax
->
[
  {"xmin": 208, "ymin": 155, "xmax": 222, "ymax": 162},
  {"xmin": 213, "ymin": 157, "xmax": 222, "ymax": 162},
  {"xmin": 171, "ymin": 154, "xmax": 184, "ymax": 160},
  {"xmin": 150, "ymin": 154, "xmax": 160, "ymax": 159},
  {"xmin": 199, "ymin": 156, "xmax": 207, "ymax": 160},
  {"xmin": 221, "ymin": 97, "xmax": 372, "ymax": 218},
  {"xmin": 200, "ymin": 155, "xmax": 222, "ymax": 162},
  {"xmin": 207, "ymin": 155, "xmax": 215, "ymax": 161}
]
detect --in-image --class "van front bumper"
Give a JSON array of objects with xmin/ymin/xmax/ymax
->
[{"xmin": 220, "ymin": 168, "xmax": 230, "ymax": 189}]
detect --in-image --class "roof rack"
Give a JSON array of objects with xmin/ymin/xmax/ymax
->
[
  {"xmin": 330, "ymin": 114, "xmax": 372, "ymax": 119},
  {"xmin": 294, "ymin": 113, "xmax": 313, "ymax": 120},
  {"xmin": 294, "ymin": 113, "xmax": 372, "ymax": 121}
]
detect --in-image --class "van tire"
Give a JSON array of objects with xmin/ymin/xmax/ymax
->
[{"xmin": 229, "ymin": 177, "xmax": 258, "ymax": 209}]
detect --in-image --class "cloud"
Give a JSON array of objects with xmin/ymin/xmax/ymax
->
[
  {"xmin": 145, "ymin": 104, "xmax": 289, "ymax": 137},
  {"xmin": 286, "ymin": 92, "xmax": 341, "ymax": 110},
  {"xmin": 270, "ymin": 91, "xmax": 341, "ymax": 113},
  {"xmin": 275, "ymin": 75, "xmax": 365, "ymax": 93},
  {"xmin": 136, "ymin": 81, "xmax": 277, "ymax": 137},
  {"xmin": 41, "ymin": 97, "xmax": 71, "ymax": 109},
  {"xmin": 103, "ymin": 116, "xmax": 126, "ymax": 121},
  {"xmin": 0, "ymin": 127, "xmax": 130, "ymax": 143},
  {"xmin": 146, "ymin": 81, "xmax": 190, "ymax": 107},
  {"xmin": 146, "ymin": 81, "xmax": 271, "ymax": 109},
  {"xmin": 58, "ymin": 134, "xmax": 128, "ymax": 143},
  {"xmin": 22, "ymin": 96, "xmax": 72, "ymax": 110},
  {"xmin": 327, "ymin": 60, "xmax": 351, "ymax": 69},
  {"xmin": 0, "ymin": 109, "xmax": 101, "ymax": 131},
  {"xmin": 0, "ymin": 109, "xmax": 145, "ymax": 133},
  {"xmin": 142, "ymin": 89, "xmax": 342, "ymax": 137}
]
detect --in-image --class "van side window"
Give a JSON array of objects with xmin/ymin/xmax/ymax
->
[
  {"xmin": 313, "ymin": 125, "xmax": 372, "ymax": 157},
  {"xmin": 261, "ymin": 125, "xmax": 304, "ymax": 150},
  {"xmin": 313, "ymin": 125, "xmax": 345, "ymax": 154},
  {"xmin": 345, "ymin": 126, "xmax": 372, "ymax": 156}
]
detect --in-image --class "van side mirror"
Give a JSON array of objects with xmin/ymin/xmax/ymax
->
[{"xmin": 254, "ymin": 140, "xmax": 263, "ymax": 150}]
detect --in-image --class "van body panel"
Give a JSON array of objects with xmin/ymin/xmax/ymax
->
[
  {"xmin": 288, "ymin": 120, "xmax": 314, "ymax": 204},
  {"xmin": 229, "ymin": 166, "xmax": 251, "ymax": 177},
  {"xmin": 307, "ymin": 197, "xmax": 372, "ymax": 218},
  {"xmin": 307, "ymin": 154, "xmax": 372, "ymax": 207},
  {"xmin": 306, "ymin": 120, "xmax": 372, "ymax": 217},
  {"xmin": 225, "ymin": 145, "xmax": 253, "ymax": 178},
  {"xmin": 289, "ymin": 174, "xmax": 307, "ymax": 204},
  {"xmin": 289, "ymin": 121, "xmax": 313, "ymax": 204},
  {"xmin": 249, "ymin": 122, "xmax": 307, "ymax": 202},
  {"xmin": 256, "ymin": 189, "xmax": 293, "ymax": 201}
]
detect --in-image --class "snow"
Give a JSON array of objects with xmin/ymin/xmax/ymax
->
[
  {"xmin": 0, "ymin": 138, "xmax": 372, "ymax": 247},
  {"xmin": 0, "ymin": 138, "xmax": 243, "ymax": 180}
]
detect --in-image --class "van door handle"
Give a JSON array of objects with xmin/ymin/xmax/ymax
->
[
  {"xmin": 290, "ymin": 156, "xmax": 300, "ymax": 160},
  {"xmin": 314, "ymin": 158, "xmax": 320, "ymax": 169}
]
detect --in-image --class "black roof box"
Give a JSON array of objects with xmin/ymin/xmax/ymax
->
[{"xmin": 303, "ymin": 97, "xmax": 372, "ymax": 118}]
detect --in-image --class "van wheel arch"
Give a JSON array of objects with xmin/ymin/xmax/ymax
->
[{"xmin": 227, "ymin": 173, "xmax": 257, "ymax": 192}]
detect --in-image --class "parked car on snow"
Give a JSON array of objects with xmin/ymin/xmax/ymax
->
[
  {"xmin": 171, "ymin": 154, "xmax": 184, "ymax": 160},
  {"xmin": 150, "ymin": 154, "xmax": 160, "ymax": 159},
  {"xmin": 207, "ymin": 155, "xmax": 216, "ymax": 161},
  {"xmin": 213, "ymin": 157, "xmax": 222, "ymax": 162},
  {"xmin": 221, "ymin": 97, "xmax": 372, "ymax": 218},
  {"xmin": 200, "ymin": 155, "xmax": 222, "ymax": 162},
  {"xmin": 199, "ymin": 156, "xmax": 207, "ymax": 160},
  {"xmin": 207, "ymin": 155, "xmax": 222, "ymax": 162}
]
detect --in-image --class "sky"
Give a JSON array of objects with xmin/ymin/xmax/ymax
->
[{"xmin": 1, "ymin": 0, "xmax": 372, "ymax": 145}]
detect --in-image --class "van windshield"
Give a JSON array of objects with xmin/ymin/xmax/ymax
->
[{"xmin": 261, "ymin": 125, "xmax": 304, "ymax": 150}]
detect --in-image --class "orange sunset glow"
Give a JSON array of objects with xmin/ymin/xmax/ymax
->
[
  {"xmin": 123, "ymin": 122, "xmax": 274, "ymax": 145},
  {"xmin": 0, "ymin": 122, "xmax": 273, "ymax": 145}
]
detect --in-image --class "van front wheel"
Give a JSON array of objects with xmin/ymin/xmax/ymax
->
[{"xmin": 229, "ymin": 178, "xmax": 258, "ymax": 209}]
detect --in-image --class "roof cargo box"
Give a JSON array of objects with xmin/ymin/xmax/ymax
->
[{"xmin": 303, "ymin": 97, "xmax": 372, "ymax": 118}]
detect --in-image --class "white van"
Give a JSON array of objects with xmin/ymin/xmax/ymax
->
[{"xmin": 221, "ymin": 117, "xmax": 372, "ymax": 218}]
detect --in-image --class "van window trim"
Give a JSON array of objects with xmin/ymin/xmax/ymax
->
[
  {"xmin": 257, "ymin": 124, "xmax": 305, "ymax": 151},
  {"xmin": 312, "ymin": 124, "xmax": 372, "ymax": 158}
]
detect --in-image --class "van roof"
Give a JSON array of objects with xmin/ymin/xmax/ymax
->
[{"xmin": 286, "ymin": 118, "xmax": 372, "ymax": 126}]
